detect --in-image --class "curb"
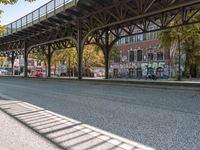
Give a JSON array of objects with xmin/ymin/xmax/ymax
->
[{"xmin": 0, "ymin": 76, "xmax": 200, "ymax": 88}]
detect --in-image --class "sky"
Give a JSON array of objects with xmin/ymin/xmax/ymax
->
[{"xmin": 0, "ymin": 0, "xmax": 51, "ymax": 25}]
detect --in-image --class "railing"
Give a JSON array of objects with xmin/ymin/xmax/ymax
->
[{"xmin": 0, "ymin": 0, "xmax": 76, "ymax": 37}]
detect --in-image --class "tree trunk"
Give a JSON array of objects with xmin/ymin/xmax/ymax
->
[
  {"xmin": 185, "ymin": 50, "xmax": 191, "ymax": 78},
  {"xmin": 73, "ymin": 67, "xmax": 74, "ymax": 77},
  {"xmin": 54, "ymin": 64, "xmax": 56, "ymax": 76}
]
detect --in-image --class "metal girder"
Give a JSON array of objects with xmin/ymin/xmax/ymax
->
[
  {"xmin": 0, "ymin": 40, "xmax": 23, "ymax": 51},
  {"xmin": 57, "ymin": 13, "xmax": 73, "ymax": 21},
  {"xmin": 29, "ymin": 39, "xmax": 75, "ymax": 54},
  {"xmin": 55, "ymin": 14, "xmax": 77, "ymax": 26},
  {"xmin": 40, "ymin": 20, "xmax": 57, "ymax": 27},
  {"xmin": 66, "ymin": 9, "xmax": 81, "ymax": 17},
  {"xmin": 81, "ymin": 0, "xmax": 200, "ymax": 34},
  {"xmin": 83, "ymin": 0, "xmax": 200, "ymax": 47},
  {"xmin": 27, "ymin": 26, "xmax": 46, "ymax": 33},
  {"xmin": 48, "ymin": 17, "xmax": 66, "ymax": 25},
  {"xmin": 78, "ymin": 2, "xmax": 96, "ymax": 12},
  {"xmin": 0, "ymin": 0, "xmax": 200, "ymax": 57},
  {"xmin": 34, "ymin": 24, "xmax": 49, "ymax": 30},
  {"xmin": 0, "ymin": 49, "xmax": 24, "ymax": 58}
]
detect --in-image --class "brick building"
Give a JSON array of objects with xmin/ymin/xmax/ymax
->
[{"xmin": 110, "ymin": 30, "xmax": 171, "ymax": 79}]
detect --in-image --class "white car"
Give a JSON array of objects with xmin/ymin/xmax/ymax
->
[{"xmin": 0, "ymin": 69, "xmax": 8, "ymax": 76}]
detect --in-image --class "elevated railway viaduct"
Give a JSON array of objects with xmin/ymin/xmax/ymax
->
[{"xmin": 0, "ymin": 0, "xmax": 200, "ymax": 79}]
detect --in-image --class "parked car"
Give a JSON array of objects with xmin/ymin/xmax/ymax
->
[
  {"xmin": 30, "ymin": 68, "xmax": 46, "ymax": 77},
  {"xmin": 0, "ymin": 69, "xmax": 8, "ymax": 76},
  {"xmin": 35, "ymin": 72, "xmax": 46, "ymax": 77}
]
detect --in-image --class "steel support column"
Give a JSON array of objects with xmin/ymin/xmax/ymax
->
[
  {"xmin": 11, "ymin": 51, "xmax": 15, "ymax": 76},
  {"xmin": 47, "ymin": 44, "xmax": 52, "ymax": 77},
  {"xmin": 77, "ymin": 20, "xmax": 83, "ymax": 80},
  {"xmin": 178, "ymin": 36, "xmax": 181, "ymax": 81},
  {"xmin": 105, "ymin": 29, "xmax": 110, "ymax": 79},
  {"xmin": 24, "ymin": 40, "xmax": 28, "ymax": 77}
]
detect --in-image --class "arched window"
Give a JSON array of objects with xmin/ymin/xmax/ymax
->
[
  {"xmin": 148, "ymin": 53, "xmax": 153, "ymax": 61},
  {"xmin": 129, "ymin": 51, "xmax": 134, "ymax": 62},
  {"xmin": 148, "ymin": 48, "xmax": 154, "ymax": 61},
  {"xmin": 137, "ymin": 50, "xmax": 142, "ymax": 61}
]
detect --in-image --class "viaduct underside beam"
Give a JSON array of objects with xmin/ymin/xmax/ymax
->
[{"xmin": 0, "ymin": 0, "xmax": 200, "ymax": 79}]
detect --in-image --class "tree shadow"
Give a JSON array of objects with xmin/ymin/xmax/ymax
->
[{"xmin": 0, "ymin": 100, "xmax": 155, "ymax": 150}]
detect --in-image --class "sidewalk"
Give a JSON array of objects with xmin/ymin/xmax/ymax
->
[
  {"xmin": 0, "ymin": 99, "xmax": 155, "ymax": 150},
  {"xmin": 0, "ymin": 109, "xmax": 59, "ymax": 150},
  {"xmin": 82, "ymin": 78, "xmax": 200, "ymax": 89},
  {"xmin": 1, "ymin": 76, "xmax": 200, "ymax": 89}
]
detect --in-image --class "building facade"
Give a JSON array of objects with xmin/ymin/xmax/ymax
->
[{"xmin": 110, "ymin": 29, "xmax": 171, "ymax": 79}]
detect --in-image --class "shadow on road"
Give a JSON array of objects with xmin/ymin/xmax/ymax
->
[{"xmin": 0, "ymin": 100, "xmax": 155, "ymax": 150}]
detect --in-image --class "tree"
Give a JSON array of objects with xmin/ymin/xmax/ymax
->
[
  {"xmin": 31, "ymin": 52, "xmax": 47, "ymax": 74},
  {"xmin": 32, "ymin": 52, "xmax": 47, "ymax": 65},
  {"xmin": 65, "ymin": 48, "xmax": 78, "ymax": 76},
  {"xmin": 51, "ymin": 50, "xmax": 61, "ymax": 74},
  {"xmin": 83, "ymin": 44, "xmax": 104, "ymax": 76},
  {"xmin": 31, "ymin": 45, "xmax": 105, "ymax": 77},
  {"xmin": 109, "ymin": 45, "xmax": 120, "ymax": 63},
  {"xmin": 0, "ymin": 56, "xmax": 6, "ymax": 67},
  {"xmin": 50, "ymin": 48, "xmax": 78, "ymax": 76},
  {"xmin": 0, "ymin": 0, "xmax": 35, "ymax": 5},
  {"xmin": 159, "ymin": 27, "xmax": 181, "ymax": 79},
  {"xmin": 159, "ymin": 14, "xmax": 200, "ymax": 79},
  {"xmin": 51, "ymin": 45, "xmax": 104, "ymax": 77},
  {"xmin": 0, "ymin": 0, "xmax": 36, "ymax": 31}
]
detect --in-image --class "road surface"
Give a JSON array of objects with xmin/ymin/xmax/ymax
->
[{"xmin": 0, "ymin": 78, "xmax": 200, "ymax": 150}]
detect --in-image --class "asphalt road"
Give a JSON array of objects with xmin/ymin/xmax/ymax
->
[{"xmin": 0, "ymin": 78, "xmax": 200, "ymax": 150}]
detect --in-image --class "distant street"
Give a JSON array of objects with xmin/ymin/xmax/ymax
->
[{"xmin": 0, "ymin": 78, "xmax": 200, "ymax": 150}]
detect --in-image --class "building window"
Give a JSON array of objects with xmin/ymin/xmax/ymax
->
[
  {"xmin": 125, "ymin": 37, "xmax": 129, "ymax": 44},
  {"xmin": 148, "ymin": 53, "xmax": 153, "ymax": 61},
  {"xmin": 121, "ymin": 38, "xmax": 125, "ymax": 45},
  {"xmin": 147, "ymin": 48, "xmax": 154, "ymax": 61},
  {"xmin": 137, "ymin": 34, "xmax": 143, "ymax": 41},
  {"xmin": 129, "ymin": 51, "xmax": 134, "ymax": 62},
  {"xmin": 150, "ymin": 32, "xmax": 154, "ymax": 40},
  {"xmin": 137, "ymin": 50, "xmax": 142, "ymax": 61},
  {"xmin": 157, "ymin": 52, "xmax": 164, "ymax": 60},
  {"xmin": 146, "ymin": 26, "xmax": 159, "ymax": 40},
  {"xmin": 130, "ymin": 36, "xmax": 134, "ymax": 43}
]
